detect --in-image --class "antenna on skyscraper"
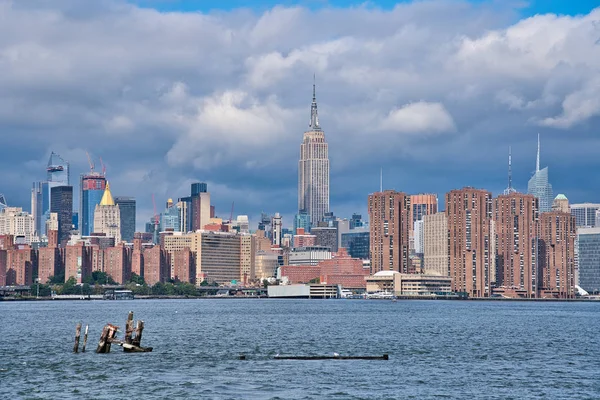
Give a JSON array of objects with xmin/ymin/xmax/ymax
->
[
  {"xmin": 504, "ymin": 146, "xmax": 516, "ymax": 195},
  {"xmin": 380, "ymin": 167, "xmax": 383, "ymax": 192}
]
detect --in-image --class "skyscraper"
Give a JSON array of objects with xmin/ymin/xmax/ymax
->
[
  {"xmin": 423, "ymin": 212, "xmax": 448, "ymax": 276},
  {"xmin": 538, "ymin": 211, "xmax": 576, "ymax": 298},
  {"xmin": 32, "ymin": 152, "xmax": 70, "ymax": 237},
  {"xmin": 191, "ymin": 183, "xmax": 210, "ymax": 231},
  {"xmin": 115, "ymin": 197, "xmax": 136, "ymax": 242},
  {"xmin": 93, "ymin": 182, "xmax": 121, "ymax": 243},
  {"xmin": 80, "ymin": 172, "xmax": 106, "ymax": 236},
  {"xmin": 50, "ymin": 185, "xmax": 73, "ymax": 247},
  {"xmin": 570, "ymin": 203, "xmax": 600, "ymax": 228},
  {"xmin": 410, "ymin": 194, "xmax": 438, "ymax": 225},
  {"xmin": 298, "ymin": 80, "xmax": 330, "ymax": 227},
  {"xmin": 493, "ymin": 193, "xmax": 539, "ymax": 298},
  {"xmin": 368, "ymin": 190, "xmax": 411, "ymax": 274},
  {"xmin": 446, "ymin": 188, "xmax": 494, "ymax": 297},
  {"xmin": 527, "ymin": 135, "xmax": 553, "ymax": 212}
]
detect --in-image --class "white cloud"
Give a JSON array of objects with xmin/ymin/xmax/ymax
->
[{"xmin": 379, "ymin": 101, "xmax": 456, "ymax": 134}]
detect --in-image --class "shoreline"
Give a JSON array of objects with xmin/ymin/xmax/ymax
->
[{"xmin": 1, "ymin": 296, "xmax": 598, "ymax": 302}]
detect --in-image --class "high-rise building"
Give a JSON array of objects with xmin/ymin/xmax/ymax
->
[
  {"xmin": 312, "ymin": 226, "xmax": 338, "ymax": 252},
  {"xmin": 368, "ymin": 190, "xmax": 411, "ymax": 274},
  {"xmin": 50, "ymin": 186, "xmax": 73, "ymax": 247},
  {"xmin": 160, "ymin": 198, "xmax": 180, "ymax": 232},
  {"xmin": 80, "ymin": 172, "xmax": 107, "ymax": 236},
  {"xmin": 298, "ymin": 81, "xmax": 330, "ymax": 227},
  {"xmin": 272, "ymin": 213, "xmax": 282, "ymax": 246},
  {"xmin": 423, "ymin": 212, "xmax": 448, "ymax": 276},
  {"xmin": 413, "ymin": 220, "xmax": 424, "ymax": 255},
  {"xmin": 0, "ymin": 207, "xmax": 35, "ymax": 244},
  {"xmin": 410, "ymin": 194, "xmax": 438, "ymax": 225},
  {"xmin": 340, "ymin": 228, "xmax": 370, "ymax": 260},
  {"xmin": 93, "ymin": 183, "xmax": 121, "ymax": 243},
  {"xmin": 446, "ymin": 188, "xmax": 494, "ymax": 297},
  {"xmin": 570, "ymin": 203, "xmax": 600, "ymax": 228},
  {"xmin": 552, "ymin": 194, "xmax": 569, "ymax": 213},
  {"xmin": 527, "ymin": 135, "xmax": 553, "ymax": 212},
  {"xmin": 31, "ymin": 181, "xmax": 48, "ymax": 237},
  {"xmin": 104, "ymin": 243, "xmax": 131, "ymax": 284},
  {"xmin": 577, "ymin": 227, "xmax": 600, "ymax": 294},
  {"xmin": 350, "ymin": 213, "xmax": 364, "ymax": 229},
  {"xmin": 114, "ymin": 197, "xmax": 136, "ymax": 242},
  {"xmin": 538, "ymin": 211, "xmax": 576, "ymax": 298},
  {"xmin": 191, "ymin": 183, "xmax": 210, "ymax": 231},
  {"xmin": 493, "ymin": 193, "xmax": 539, "ymax": 298},
  {"xmin": 294, "ymin": 211, "xmax": 311, "ymax": 233}
]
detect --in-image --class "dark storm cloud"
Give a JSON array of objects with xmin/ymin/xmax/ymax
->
[{"xmin": 1, "ymin": 0, "xmax": 599, "ymax": 228}]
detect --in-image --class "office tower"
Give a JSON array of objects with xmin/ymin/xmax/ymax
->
[
  {"xmin": 527, "ymin": 135, "xmax": 553, "ymax": 212},
  {"xmin": 31, "ymin": 182, "xmax": 48, "ymax": 237},
  {"xmin": 340, "ymin": 229, "xmax": 370, "ymax": 260},
  {"xmin": 191, "ymin": 182, "xmax": 210, "ymax": 231},
  {"xmin": 446, "ymin": 188, "xmax": 494, "ymax": 297},
  {"xmin": 272, "ymin": 213, "xmax": 282, "ymax": 246},
  {"xmin": 160, "ymin": 198, "xmax": 180, "ymax": 232},
  {"xmin": 294, "ymin": 211, "xmax": 311, "ymax": 233},
  {"xmin": 493, "ymin": 193, "xmax": 539, "ymax": 298},
  {"xmin": 350, "ymin": 213, "xmax": 364, "ymax": 229},
  {"xmin": 570, "ymin": 203, "xmax": 600, "ymax": 228},
  {"xmin": 312, "ymin": 226, "xmax": 338, "ymax": 252},
  {"xmin": 423, "ymin": 212, "xmax": 448, "ymax": 276},
  {"xmin": 298, "ymin": 80, "xmax": 330, "ymax": 226},
  {"xmin": 410, "ymin": 194, "xmax": 438, "ymax": 224},
  {"xmin": 368, "ymin": 190, "xmax": 411, "ymax": 274},
  {"xmin": 93, "ymin": 182, "xmax": 121, "ymax": 243},
  {"xmin": 115, "ymin": 197, "xmax": 136, "ymax": 242},
  {"xmin": 177, "ymin": 198, "xmax": 191, "ymax": 233},
  {"xmin": 80, "ymin": 172, "xmax": 106, "ymax": 236},
  {"xmin": 551, "ymin": 194, "xmax": 569, "ymax": 213},
  {"xmin": 50, "ymin": 186, "xmax": 73, "ymax": 247},
  {"xmin": 538, "ymin": 211, "xmax": 576, "ymax": 298},
  {"xmin": 577, "ymin": 227, "xmax": 600, "ymax": 294}
]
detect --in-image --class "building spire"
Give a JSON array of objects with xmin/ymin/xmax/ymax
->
[
  {"xmin": 536, "ymin": 133, "xmax": 540, "ymax": 172},
  {"xmin": 504, "ymin": 146, "xmax": 516, "ymax": 195},
  {"xmin": 309, "ymin": 74, "xmax": 320, "ymax": 130}
]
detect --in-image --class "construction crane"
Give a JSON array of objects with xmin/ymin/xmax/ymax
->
[
  {"xmin": 85, "ymin": 151, "xmax": 95, "ymax": 173},
  {"xmin": 99, "ymin": 157, "xmax": 106, "ymax": 176},
  {"xmin": 152, "ymin": 193, "xmax": 160, "ymax": 244}
]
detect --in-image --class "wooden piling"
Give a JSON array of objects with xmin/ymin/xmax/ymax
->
[
  {"xmin": 82, "ymin": 325, "xmax": 89, "ymax": 352},
  {"xmin": 73, "ymin": 323, "xmax": 82, "ymax": 353},
  {"xmin": 125, "ymin": 311, "xmax": 134, "ymax": 345},
  {"xmin": 132, "ymin": 320, "xmax": 144, "ymax": 347},
  {"xmin": 96, "ymin": 324, "xmax": 119, "ymax": 354}
]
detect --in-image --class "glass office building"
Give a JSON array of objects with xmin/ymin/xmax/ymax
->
[
  {"xmin": 570, "ymin": 204, "xmax": 600, "ymax": 228},
  {"xmin": 577, "ymin": 227, "xmax": 600, "ymax": 294},
  {"xmin": 341, "ymin": 230, "xmax": 370, "ymax": 260}
]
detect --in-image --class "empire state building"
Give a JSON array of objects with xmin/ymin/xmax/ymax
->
[{"xmin": 298, "ymin": 81, "xmax": 330, "ymax": 226}]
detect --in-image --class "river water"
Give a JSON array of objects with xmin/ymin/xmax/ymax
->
[{"xmin": 1, "ymin": 299, "xmax": 599, "ymax": 399}]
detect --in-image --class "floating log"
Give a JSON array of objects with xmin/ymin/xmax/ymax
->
[
  {"xmin": 73, "ymin": 323, "xmax": 82, "ymax": 353},
  {"xmin": 82, "ymin": 325, "xmax": 89, "ymax": 353},
  {"xmin": 273, "ymin": 354, "xmax": 389, "ymax": 360}
]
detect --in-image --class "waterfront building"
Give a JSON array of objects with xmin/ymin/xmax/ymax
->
[
  {"xmin": 298, "ymin": 81, "xmax": 330, "ymax": 226},
  {"xmin": 288, "ymin": 246, "xmax": 332, "ymax": 266},
  {"xmin": 93, "ymin": 183, "xmax": 121, "ymax": 243},
  {"xmin": 538, "ymin": 211, "xmax": 576, "ymax": 298},
  {"xmin": 104, "ymin": 243, "xmax": 131, "ymax": 284},
  {"xmin": 173, "ymin": 248, "xmax": 195, "ymax": 284},
  {"xmin": 365, "ymin": 271, "xmax": 452, "ymax": 296},
  {"xmin": 50, "ymin": 185, "xmax": 73, "ymax": 247},
  {"xmin": 493, "ymin": 193, "xmax": 539, "ymax": 298},
  {"xmin": 577, "ymin": 227, "xmax": 600, "ymax": 294},
  {"xmin": 570, "ymin": 203, "xmax": 600, "ymax": 228},
  {"xmin": 340, "ymin": 228, "xmax": 370, "ymax": 260},
  {"xmin": 65, "ymin": 242, "xmax": 92, "ymax": 283},
  {"xmin": 6, "ymin": 245, "xmax": 36, "ymax": 286},
  {"xmin": 115, "ymin": 197, "xmax": 136, "ymax": 242},
  {"xmin": 446, "ymin": 188, "xmax": 494, "ymax": 297},
  {"xmin": 552, "ymin": 194, "xmax": 569, "ymax": 213},
  {"xmin": 312, "ymin": 226, "xmax": 338, "ymax": 252},
  {"xmin": 0, "ymin": 249, "xmax": 6, "ymax": 286},
  {"xmin": 143, "ymin": 245, "xmax": 169, "ymax": 286},
  {"xmin": 527, "ymin": 135, "xmax": 553, "ymax": 213},
  {"xmin": 368, "ymin": 190, "xmax": 411, "ymax": 274},
  {"xmin": 80, "ymin": 172, "xmax": 106, "ymax": 236},
  {"xmin": 318, "ymin": 248, "xmax": 370, "ymax": 289},
  {"xmin": 422, "ymin": 212, "xmax": 448, "ymax": 276},
  {"xmin": 0, "ymin": 207, "xmax": 36, "ymax": 244}
]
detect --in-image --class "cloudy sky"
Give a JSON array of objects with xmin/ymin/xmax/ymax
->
[{"xmin": 1, "ymin": 0, "xmax": 600, "ymax": 230}]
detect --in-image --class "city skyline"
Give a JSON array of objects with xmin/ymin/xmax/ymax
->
[{"xmin": 1, "ymin": 1, "xmax": 599, "ymax": 229}]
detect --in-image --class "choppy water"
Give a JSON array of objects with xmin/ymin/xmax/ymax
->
[{"xmin": 1, "ymin": 299, "xmax": 599, "ymax": 399}]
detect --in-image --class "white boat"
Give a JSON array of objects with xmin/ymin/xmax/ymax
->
[{"xmin": 366, "ymin": 291, "xmax": 395, "ymax": 300}]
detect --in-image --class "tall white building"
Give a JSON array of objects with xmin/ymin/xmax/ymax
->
[
  {"xmin": 0, "ymin": 207, "xmax": 35, "ymax": 244},
  {"xmin": 272, "ymin": 213, "xmax": 282, "ymax": 246},
  {"xmin": 93, "ymin": 182, "xmax": 121, "ymax": 243},
  {"xmin": 298, "ymin": 81, "xmax": 330, "ymax": 227}
]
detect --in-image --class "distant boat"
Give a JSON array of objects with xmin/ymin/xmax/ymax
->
[{"xmin": 366, "ymin": 291, "xmax": 395, "ymax": 300}]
